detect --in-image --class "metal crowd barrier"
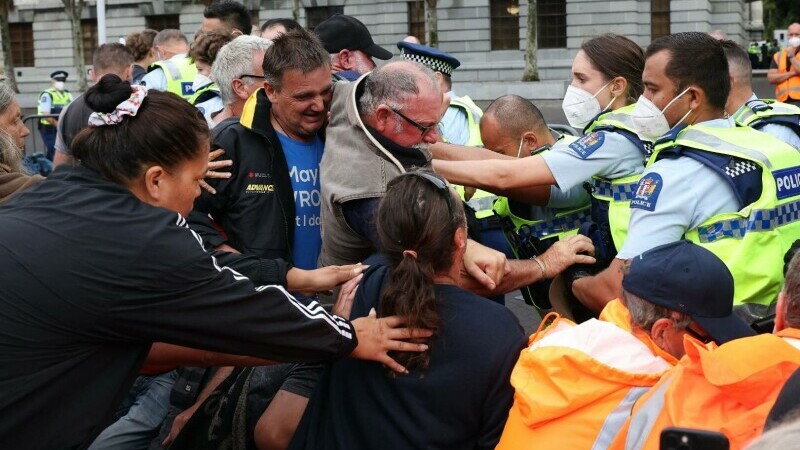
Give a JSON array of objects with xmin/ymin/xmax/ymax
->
[{"xmin": 22, "ymin": 114, "xmax": 59, "ymax": 156}]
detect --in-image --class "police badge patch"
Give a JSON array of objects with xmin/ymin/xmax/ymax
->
[
  {"xmin": 630, "ymin": 173, "xmax": 663, "ymax": 211},
  {"xmin": 568, "ymin": 132, "xmax": 605, "ymax": 159}
]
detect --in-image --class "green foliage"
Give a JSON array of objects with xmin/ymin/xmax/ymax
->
[{"xmin": 763, "ymin": 0, "xmax": 800, "ymax": 39}]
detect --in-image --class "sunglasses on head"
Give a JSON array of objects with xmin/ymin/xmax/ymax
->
[{"xmin": 395, "ymin": 171, "xmax": 456, "ymax": 217}]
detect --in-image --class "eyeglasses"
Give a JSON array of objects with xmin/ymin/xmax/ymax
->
[
  {"xmin": 396, "ymin": 171, "xmax": 456, "ymax": 217},
  {"xmin": 390, "ymin": 108, "xmax": 437, "ymax": 137},
  {"xmin": 685, "ymin": 323, "xmax": 713, "ymax": 344}
]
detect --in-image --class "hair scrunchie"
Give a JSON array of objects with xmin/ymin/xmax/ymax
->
[{"xmin": 87, "ymin": 85, "xmax": 148, "ymax": 127}]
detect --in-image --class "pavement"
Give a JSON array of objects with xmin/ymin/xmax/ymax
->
[{"xmin": 505, "ymin": 291, "xmax": 542, "ymax": 336}]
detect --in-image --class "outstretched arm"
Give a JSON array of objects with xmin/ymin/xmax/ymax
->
[
  {"xmin": 430, "ymin": 142, "xmax": 514, "ymax": 161},
  {"xmin": 433, "ymin": 155, "xmax": 557, "ymax": 192},
  {"xmin": 460, "ymin": 235, "xmax": 596, "ymax": 296}
]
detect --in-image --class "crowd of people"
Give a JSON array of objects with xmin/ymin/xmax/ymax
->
[{"xmin": 3, "ymin": 0, "xmax": 800, "ymax": 449}]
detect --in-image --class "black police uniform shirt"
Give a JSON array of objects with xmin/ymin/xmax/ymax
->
[{"xmin": 0, "ymin": 165, "xmax": 356, "ymax": 450}]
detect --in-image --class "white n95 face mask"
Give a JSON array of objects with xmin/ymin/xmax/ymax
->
[
  {"xmin": 789, "ymin": 37, "xmax": 800, "ymax": 48},
  {"xmin": 631, "ymin": 88, "xmax": 692, "ymax": 141},
  {"xmin": 561, "ymin": 82, "xmax": 615, "ymax": 129},
  {"xmin": 54, "ymin": 81, "xmax": 65, "ymax": 91}
]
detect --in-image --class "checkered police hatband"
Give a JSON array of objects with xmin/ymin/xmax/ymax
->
[{"xmin": 400, "ymin": 49, "xmax": 454, "ymax": 76}]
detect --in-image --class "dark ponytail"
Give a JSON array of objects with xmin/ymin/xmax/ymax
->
[
  {"xmin": 377, "ymin": 171, "xmax": 466, "ymax": 373},
  {"xmin": 72, "ymin": 74, "xmax": 209, "ymax": 185}
]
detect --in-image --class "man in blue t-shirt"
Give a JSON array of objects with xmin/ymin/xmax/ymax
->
[
  {"xmin": 188, "ymin": 30, "xmax": 334, "ymax": 271},
  {"xmin": 277, "ymin": 133, "xmax": 324, "ymax": 269}
]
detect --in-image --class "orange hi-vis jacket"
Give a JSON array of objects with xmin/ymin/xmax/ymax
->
[
  {"xmin": 774, "ymin": 49, "xmax": 800, "ymax": 102},
  {"xmin": 599, "ymin": 299, "xmax": 680, "ymax": 366},
  {"xmin": 496, "ymin": 311, "xmax": 672, "ymax": 450},
  {"xmin": 609, "ymin": 328, "xmax": 800, "ymax": 450}
]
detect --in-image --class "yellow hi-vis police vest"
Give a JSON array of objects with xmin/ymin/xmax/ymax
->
[
  {"xmin": 584, "ymin": 104, "xmax": 653, "ymax": 250},
  {"xmin": 650, "ymin": 124, "xmax": 800, "ymax": 307},
  {"xmin": 446, "ymin": 95, "xmax": 498, "ymax": 219},
  {"xmin": 38, "ymin": 88, "xmax": 72, "ymax": 126},
  {"xmin": 148, "ymin": 56, "xmax": 198, "ymax": 101},
  {"xmin": 492, "ymin": 135, "xmax": 590, "ymax": 241},
  {"xmin": 448, "ymin": 95, "xmax": 483, "ymax": 147},
  {"xmin": 189, "ymin": 82, "xmax": 221, "ymax": 106},
  {"xmin": 732, "ymin": 98, "xmax": 800, "ymax": 138}
]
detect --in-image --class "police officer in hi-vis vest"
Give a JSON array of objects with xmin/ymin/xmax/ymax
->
[
  {"xmin": 573, "ymin": 32, "xmax": 800, "ymax": 324},
  {"xmin": 722, "ymin": 39, "xmax": 800, "ymax": 149},
  {"xmin": 38, "ymin": 70, "xmax": 73, "ymax": 161},
  {"xmin": 140, "ymin": 29, "xmax": 197, "ymax": 101},
  {"xmin": 433, "ymin": 34, "xmax": 648, "ymax": 318}
]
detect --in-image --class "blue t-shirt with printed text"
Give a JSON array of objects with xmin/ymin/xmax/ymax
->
[{"xmin": 277, "ymin": 132, "xmax": 324, "ymax": 270}]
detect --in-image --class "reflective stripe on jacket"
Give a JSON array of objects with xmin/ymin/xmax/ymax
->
[
  {"xmin": 38, "ymin": 88, "xmax": 72, "ymax": 126},
  {"xmin": 610, "ymin": 329, "xmax": 800, "ymax": 450},
  {"xmin": 497, "ymin": 314, "xmax": 671, "ymax": 450},
  {"xmin": 585, "ymin": 104, "xmax": 653, "ymax": 250},
  {"xmin": 652, "ymin": 124, "xmax": 800, "ymax": 307},
  {"xmin": 149, "ymin": 56, "xmax": 198, "ymax": 100},
  {"xmin": 774, "ymin": 50, "xmax": 800, "ymax": 102}
]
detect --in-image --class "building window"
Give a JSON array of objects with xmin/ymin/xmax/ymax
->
[
  {"xmin": 651, "ymin": 0, "xmax": 670, "ymax": 40},
  {"xmin": 145, "ymin": 14, "xmax": 181, "ymax": 31},
  {"xmin": 9, "ymin": 23, "xmax": 34, "ymax": 67},
  {"xmin": 538, "ymin": 0, "xmax": 566, "ymax": 49},
  {"xmin": 490, "ymin": 0, "xmax": 520, "ymax": 50},
  {"xmin": 306, "ymin": 6, "xmax": 344, "ymax": 32},
  {"xmin": 81, "ymin": 19, "xmax": 98, "ymax": 66},
  {"xmin": 408, "ymin": 1, "xmax": 426, "ymax": 44}
]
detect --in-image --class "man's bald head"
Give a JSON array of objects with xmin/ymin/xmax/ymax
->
[
  {"xmin": 359, "ymin": 60, "xmax": 448, "ymax": 147},
  {"xmin": 484, "ymin": 95, "xmax": 549, "ymax": 139},
  {"xmin": 358, "ymin": 60, "xmax": 440, "ymax": 115},
  {"xmin": 481, "ymin": 95, "xmax": 552, "ymax": 157}
]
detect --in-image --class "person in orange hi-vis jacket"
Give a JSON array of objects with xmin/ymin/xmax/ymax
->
[
  {"xmin": 497, "ymin": 240, "xmax": 755, "ymax": 450},
  {"xmin": 608, "ymin": 248, "xmax": 800, "ymax": 450}
]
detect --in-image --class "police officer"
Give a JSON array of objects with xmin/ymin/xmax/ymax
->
[
  {"xmin": 573, "ymin": 32, "xmax": 800, "ymax": 322},
  {"xmin": 434, "ymin": 34, "xmax": 648, "ymax": 267},
  {"xmin": 140, "ymin": 29, "xmax": 197, "ymax": 101},
  {"xmin": 38, "ymin": 70, "xmax": 72, "ymax": 161},
  {"xmin": 722, "ymin": 39, "xmax": 800, "ymax": 148},
  {"xmin": 481, "ymin": 94, "xmax": 590, "ymax": 309}
]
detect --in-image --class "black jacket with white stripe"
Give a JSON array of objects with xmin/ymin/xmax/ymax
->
[{"xmin": 0, "ymin": 165, "xmax": 356, "ymax": 450}]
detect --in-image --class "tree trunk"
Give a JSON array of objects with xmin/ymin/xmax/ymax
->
[
  {"xmin": 425, "ymin": 0, "xmax": 438, "ymax": 48},
  {"xmin": 292, "ymin": 0, "xmax": 300, "ymax": 23},
  {"xmin": 0, "ymin": 0, "xmax": 19, "ymax": 92},
  {"xmin": 522, "ymin": 0, "xmax": 539, "ymax": 81},
  {"xmin": 63, "ymin": 0, "xmax": 87, "ymax": 92}
]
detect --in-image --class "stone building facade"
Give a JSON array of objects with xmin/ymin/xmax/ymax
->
[{"xmin": 3, "ymin": 0, "xmax": 760, "ymax": 107}]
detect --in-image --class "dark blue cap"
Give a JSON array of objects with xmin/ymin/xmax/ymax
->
[
  {"xmin": 396, "ymin": 41, "xmax": 461, "ymax": 76},
  {"xmin": 622, "ymin": 240, "xmax": 756, "ymax": 344},
  {"xmin": 315, "ymin": 15, "xmax": 392, "ymax": 60},
  {"xmin": 50, "ymin": 70, "xmax": 68, "ymax": 81}
]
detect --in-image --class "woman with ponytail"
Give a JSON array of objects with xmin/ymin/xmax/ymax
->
[
  {"xmin": 0, "ymin": 75, "xmax": 428, "ymax": 450},
  {"xmin": 289, "ymin": 170, "xmax": 527, "ymax": 450}
]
